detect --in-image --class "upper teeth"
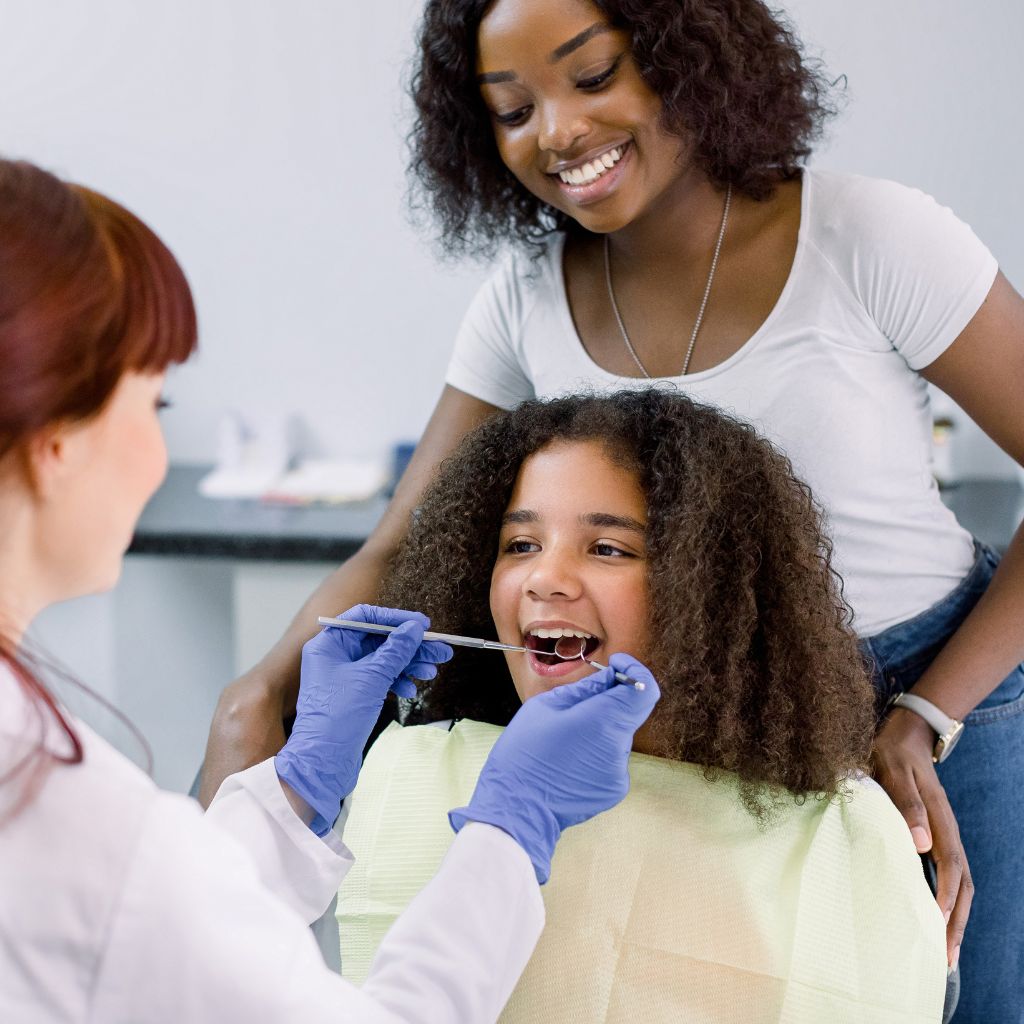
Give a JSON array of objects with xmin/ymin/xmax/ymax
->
[
  {"xmin": 558, "ymin": 146, "xmax": 623, "ymax": 186},
  {"xmin": 528, "ymin": 627, "xmax": 594, "ymax": 639}
]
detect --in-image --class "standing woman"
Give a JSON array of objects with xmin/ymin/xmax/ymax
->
[
  {"xmin": 200, "ymin": 3, "xmax": 1024, "ymax": 1019},
  {"xmin": 0, "ymin": 158, "xmax": 660, "ymax": 1021}
]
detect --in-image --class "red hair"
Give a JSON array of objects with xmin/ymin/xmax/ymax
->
[{"xmin": 0, "ymin": 158, "xmax": 197, "ymax": 809}]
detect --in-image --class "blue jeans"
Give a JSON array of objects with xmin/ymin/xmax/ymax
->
[{"xmin": 861, "ymin": 542, "xmax": 1024, "ymax": 1024}]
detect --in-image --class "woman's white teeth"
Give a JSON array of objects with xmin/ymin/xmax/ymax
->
[
  {"xmin": 529, "ymin": 627, "xmax": 594, "ymax": 639},
  {"xmin": 558, "ymin": 146, "xmax": 622, "ymax": 186}
]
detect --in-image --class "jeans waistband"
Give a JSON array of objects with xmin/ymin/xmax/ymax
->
[{"xmin": 861, "ymin": 540, "xmax": 999, "ymax": 677}]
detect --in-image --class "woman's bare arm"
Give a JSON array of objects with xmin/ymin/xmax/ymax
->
[
  {"xmin": 873, "ymin": 270, "xmax": 1024, "ymax": 965},
  {"xmin": 197, "ymin": 385, "xmax": 502, "ymax": 806}
]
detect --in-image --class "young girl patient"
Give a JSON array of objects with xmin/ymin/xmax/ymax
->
[{"xmin": 337, "ymin": 390, "xmax": 946, "ymax": 1023}]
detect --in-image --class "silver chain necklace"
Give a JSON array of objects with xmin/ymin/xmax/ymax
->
[{"xmin": 603, "ymin": 184, "xmax": 732, "ymax": 378}]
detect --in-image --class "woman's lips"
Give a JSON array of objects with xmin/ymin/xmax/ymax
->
[{"xmin": 552, "ymin": 141, "xmax": 632, "ymax": 207}]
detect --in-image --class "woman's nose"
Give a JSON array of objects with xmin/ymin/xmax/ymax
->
[
  {"xmin": 524, "ymin": 550, "xmax": 583, "ymax": 601},
  {"xmin": 536, "ymin": 97, "xmax": 590, "ymax": 155}
]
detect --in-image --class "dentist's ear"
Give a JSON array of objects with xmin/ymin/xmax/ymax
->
[{"xmin": 22, "ymin": 421, "xmax": 85, "ymax": 501}]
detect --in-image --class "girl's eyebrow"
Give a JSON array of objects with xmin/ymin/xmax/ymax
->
[
  {"xmin": 502, "ymin": 508, "xmax": 538, "ymax": 525},
  {"xmin": 581, "ymin": 512, "xmax": 646, "ymax": 534},
  {"xmin": 500, "ymin": 509, "xmax": 646, "ymax": 533},
  {"xmin": 477, "ymin": 22, "xmax": 612, "ymax": 84}
]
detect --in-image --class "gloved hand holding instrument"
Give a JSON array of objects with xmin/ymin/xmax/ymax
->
[
  {"xmin": 451, "ymin": 653, "xmax": 661, "ymax": 883},
  {"xmin": 278, "ymin": 604, "xmax": 661, "ymax": 870},
  {"xmin": 275, "ymin": 604, "xmax": 453, "ymax": 835}
]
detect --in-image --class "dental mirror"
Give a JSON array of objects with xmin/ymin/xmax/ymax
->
[{"xmin": 554, "ymin": 636, "xmax": 588, "ymax": 661}]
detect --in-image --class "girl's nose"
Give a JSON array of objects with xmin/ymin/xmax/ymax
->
[{"xmin": 524, "ymin": 549, "xmax": 583, "ymax": 602}]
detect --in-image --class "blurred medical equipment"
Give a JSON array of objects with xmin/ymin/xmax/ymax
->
[{"xmin": 199, "ymin": 412, "xmax": 388, "ymax": 502}]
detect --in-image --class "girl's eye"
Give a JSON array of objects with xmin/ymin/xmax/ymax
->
[
  {"xmin": 505, "ymin": 539, "xmax": 540, "ymax": 554},
  {"xmin": 494, "ymin": 105, "xmax": 531, "ymax": 126},
  {"xmin": 156, "ymin": 397, "xmax": 172, "ymax": 411},
  {"xmin": 593, "ymin": 542, "xmax": 632, "ymax": 558},
  {"xmin": 578, "ymin": 57, "xmax": 621, "ymax": 91}
]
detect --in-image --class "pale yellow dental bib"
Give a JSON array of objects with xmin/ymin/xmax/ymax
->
[{"xmin": 338, "ymin": 721, "xmax": 945, "ymax": 1023}]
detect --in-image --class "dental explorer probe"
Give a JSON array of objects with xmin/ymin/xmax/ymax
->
[{"xmin": 316, "ymin": 616, "xmax": 646, "ymax": 690}]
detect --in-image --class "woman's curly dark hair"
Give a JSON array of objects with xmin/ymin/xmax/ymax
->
[
  {"xmin": 410, "ymin": 0, "xmax": 836, "ymax": 258},
  {"xmin": 382, "ymin": 390, "xmax": 875, "ymax": 814}
]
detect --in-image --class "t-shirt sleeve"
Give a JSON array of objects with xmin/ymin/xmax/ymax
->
[
  {"xmin": 445, "ymin": 254, "xmax": 536, "ymax": 410},
  {"xmin": 820, "ymin": 175, "xmax": 998, "ymax": 370}
]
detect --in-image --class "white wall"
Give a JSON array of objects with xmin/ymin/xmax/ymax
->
[
  {"xmin": 0, "ymin": 0, "xmax": 487, "ymax": 467},
  {"xmin": 1, "ymin": 0, "xmax": 1019, "ymax": 475}
]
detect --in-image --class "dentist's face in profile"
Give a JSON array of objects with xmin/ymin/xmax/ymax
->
[
  {"xmin": 47, "ymin": 371, "xmax": 169, "ymax": 599},
  {"xmin": 489, "ymin": 438, "xmax": 651, "ymax": 703}
]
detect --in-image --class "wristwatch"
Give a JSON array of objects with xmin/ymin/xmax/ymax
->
[{"xmin": 889, "ymin": 692, "xmax": 964, "ymax": 764}]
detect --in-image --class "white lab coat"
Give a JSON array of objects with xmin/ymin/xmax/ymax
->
[{"xmin": 0, "ymin": 666, "xmax": 543, "ymax": 1023}]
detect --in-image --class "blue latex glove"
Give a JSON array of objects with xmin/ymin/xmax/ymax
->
[
  {"xmin": 449, "ymin": 653, "xmax": 660, "ymax": 883},
  {"xmin": 276, "ymin": 604, "xmax": 452, "ymax": 835}
]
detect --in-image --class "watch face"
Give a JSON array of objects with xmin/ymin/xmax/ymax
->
[{"xmin": 935, "ymin": 722, "xmax": 965, "ymax": 764}]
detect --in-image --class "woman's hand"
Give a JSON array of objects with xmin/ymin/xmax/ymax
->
[
  {"xmin": 871, "ymin": 707, "xmax": 972, "ymax": 970},
  {"xmin": 198, "ymin": 670, "xmax": 292, "ymax": 807}
]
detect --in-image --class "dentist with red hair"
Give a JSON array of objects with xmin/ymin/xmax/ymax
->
[{"xmin": 0, "ymin": 158, "xmax": 659, "ymax": 1023}]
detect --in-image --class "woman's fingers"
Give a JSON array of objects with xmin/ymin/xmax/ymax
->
[
  {"xmin": 877, "ymin": 756, "xmax": 932, "ymax": 851},
  {"xmin": 874, "ymin": 717, "xmax": 972, "ymax": 966},
  {"xmin": 917, "ymin": 770, "xmax": 973, "ymax": 965}
]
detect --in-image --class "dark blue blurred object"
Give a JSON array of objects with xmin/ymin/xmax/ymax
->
[{"xmin": 389, "ymin": 441, "xmax": 417, "ymax": 497}]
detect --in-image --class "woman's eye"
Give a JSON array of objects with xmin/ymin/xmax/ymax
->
[
  {"xmin": 494, "ymin": 106, "xmax": 531, "ymax": 126},
  {"xmin": 156, "ymin": 396, "xmax": 172, "ymax": 411},
  {"xmin": 578, "ymin": 58, "xmax": 621, "ymax": 91}
]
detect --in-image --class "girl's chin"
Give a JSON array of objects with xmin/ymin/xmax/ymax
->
[{"xmin": 515, "ymin": 671, "xmax": 588, "ymax": 703}]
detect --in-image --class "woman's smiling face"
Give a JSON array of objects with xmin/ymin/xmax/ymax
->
[
  {"xmin": 476, "ymin": 0, "xmax": 693, "ymax": 235},
  {"xmin": 489, "ymin": 438, "xmax": 651, "ymax": 702}
]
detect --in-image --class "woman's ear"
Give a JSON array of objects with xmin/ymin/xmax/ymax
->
[{"xmin": 22, "ymin": 423, "xmax": 78, "ymax": 501}]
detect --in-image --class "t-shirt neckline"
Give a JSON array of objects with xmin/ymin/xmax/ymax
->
[{"xmin": 552, "ymin": 170, "xmax": 813, "ymax": 383}]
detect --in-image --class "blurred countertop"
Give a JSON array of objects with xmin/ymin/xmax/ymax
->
[
  {"xmin": 129, "ymin": 465, "xmax": 1024, "ymax": 563},
  {"xmin": 129, "ymin": 465, "xmax": 388, "ymax": 562}
]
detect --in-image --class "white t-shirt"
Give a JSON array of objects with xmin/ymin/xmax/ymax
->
[
  {"xmin": 0, "ymin": 665, "xmax": 542, "ymax": 1023},
  {"xmin": 446, "ymin": 170, "xmax": 998, "ymax": 636}
]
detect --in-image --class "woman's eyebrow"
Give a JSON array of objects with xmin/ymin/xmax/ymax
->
[
  {"xmin": 478, "ymin": 69, "xmax": 517, "ymax": 85},
  {"xmin": 550, "ymin": 23, "xmax": 611, "ymax": 63},
  {"xmin": 580, "ymin": 512, "xmax": 646, "ymax": 533},
  {"xmin": 477, "ymin": 22, "xmax": 612, "ymax": 84}
]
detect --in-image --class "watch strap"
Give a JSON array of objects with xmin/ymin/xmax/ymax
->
[{"xmin": 890, "ymin": 692, "xmax": 957, "ymax": 736}]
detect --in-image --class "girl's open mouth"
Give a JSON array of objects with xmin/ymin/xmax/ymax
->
[{"xmin": 523, "ymin": 628, "xmax": 601, "ymax": 676}]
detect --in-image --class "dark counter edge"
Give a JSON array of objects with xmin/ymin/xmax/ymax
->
[
  {"xmin": 128, "ymin": 532, "xmax": 363, "ymax": 563},
  {"xmin": 128, "ymin": 467, "xmax": 1022, "ymax": 563}
]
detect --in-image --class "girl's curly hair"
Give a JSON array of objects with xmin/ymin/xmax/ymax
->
[
  {"xmin": 382, "ymin": 390, "xmax": 875, "ymax": 815},
  {"xmin": 410, "ymin": 0, "xmax": 836, "ymax": 258}
]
